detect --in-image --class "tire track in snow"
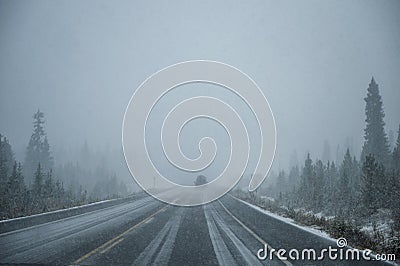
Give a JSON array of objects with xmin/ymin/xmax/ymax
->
[{"xmin": 132, "ymin": 208, "xmax": 184, "ymax": 265}]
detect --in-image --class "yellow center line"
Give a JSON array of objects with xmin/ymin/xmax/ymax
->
[
  {"xmin": 218, "ymin": 200, "xmax": 293, "ymax": 266},
  {"xmin": 71, "ymin": 205, "xmax": 169, "ymax": 265},
  {"xmin": 100, "ymin": 237, "xmax": 125, "ymax": 254}
]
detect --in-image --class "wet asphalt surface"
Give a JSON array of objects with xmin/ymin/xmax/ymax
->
[{"xmin": 0, "ymin": 195, "xmax": 393, "ymax": 266}]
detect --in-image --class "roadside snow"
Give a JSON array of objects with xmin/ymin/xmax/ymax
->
[
  {"xmin": 230, "ymin": 195, "xmax": 399, "ymax": 266},
  {"xmin": 230, "ymin": 195, "xmax": 334, "ymax": 242},
  {"xmin": 0, "ymin": 198, "xmax": 117, "ymax": 223},
  {"xmin": 260, "ymin": 196, "xmax": 275, "ymax": 202}
]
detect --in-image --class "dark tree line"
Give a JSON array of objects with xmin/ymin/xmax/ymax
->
[
  {"xmin": 271, "ymin": 78, "xmax": 400, "ymax": 229},
  {"xmin": 0, "ymin": 111, "xmax": 85, "ymax": 219},
  {"xmin": 0, "ymin": 110, "xmax": 126, "ymax": 220}
]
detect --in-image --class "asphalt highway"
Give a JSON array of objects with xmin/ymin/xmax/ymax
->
[{"xmin": 0, "ymin": 195, "xmax": 393, "ymax": 265}]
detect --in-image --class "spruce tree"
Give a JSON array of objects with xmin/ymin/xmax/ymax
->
[
  {"xmin": 299, "ymin": 153, "xmax": 315, "ymax": 208},
  {"xmin": 33, "ymin": 163, "xmax": 43, "ymax": 198},
  {"xmin": 388, "ymin": 169, "xmax": 400, "ymax": 229},
  {"xmin": 43, "ymin": 170, "xmax": 54, "ymax": 211},
  {"xmin": 0, "ymin": 134, "xmax": 14, "ymax": 182},
  {"xmin": 338, "ymin": 149, "xmax": 353, "ymax": 214},
  {"xmin": 16, "ymin": 163, "xmax": 27, "ymax": 213},
  {"xmin": 388, "ymin": 126, "xmax": 400, "ymax": 227},
  {"xmin": 325, "ymin": 161, "xmax": 339, "ymax": 214},
  {"xmin": 0, "ymin": 135, "xmax": 15, "ymax": 218},
  {"xmin": 24, "ymin": 110, "xmax": 54, "ymax": 183},
  {"xmin": 8, "ymin": 162, "xmax": 26, "ymax": 197},
  {"xmin": 351, "ymin": 156, "xmax": 361, "ymax": 193},
  {"xmin": 55, "ymin": 179, "xmax": 65, "ymax": 207},
  {"xmin": 276, "ymin": 170, "xmax": 287, "ymax": 195},
  {"xmin": 7, "ymin": 162, "xmax": 26, "ymax": 217},
  {"xmin": 43, "ymin": 170, "xmax": 54, "ymax": 197},
  {"xmin": 41, "ymin": 137, "xmax": 53, "ymax": 170},
  {"xmin": 361, "ymin": 154, "xmax": 386, "ymax": 212},
  {"xmin": 392, "ymin": 124, "xmax": 400, "ymax": 171},
  {"xmin": 288, "ymin": 165, "xmax": 300, "ymax": 192},
  {"xmin": 361, "ymin": 77, "xmax": 390, "ymax": 165},
  {"xmin": 314, "ymin": 160, "xmax": 325, "ymax": 211}
]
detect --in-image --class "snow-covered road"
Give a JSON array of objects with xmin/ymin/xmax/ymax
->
[{"xmin": 0, "ymin": 195, "xmax": 393, "ymax": 265}]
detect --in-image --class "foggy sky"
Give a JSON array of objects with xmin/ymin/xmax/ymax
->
[{"xmin": 1, "ymin": 0, "xmax": 400, "ymax": 175}]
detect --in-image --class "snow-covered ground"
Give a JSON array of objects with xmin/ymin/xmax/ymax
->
[
  {"xmin": 0, "ymin": 198, "xmax": 118, "ymax": 223},
  {"xmin": 231, "ymin": 194, "xmax": 399, "ymax": 265},
  {"xmin": 230, "ymin": 194, "xmax": 333, "ymax": 241}
]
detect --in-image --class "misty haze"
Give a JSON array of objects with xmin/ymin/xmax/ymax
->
[{"xmin": 0, "ymin": 1, "xmax": 399, "ymax": 265}]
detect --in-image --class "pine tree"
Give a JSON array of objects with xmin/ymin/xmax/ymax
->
[
  {"xmin": 43, "ymin": 170, "xmax": 54, "ymax": 210},
  {"xmin": 0, "ymin": 134, "xmax": 15, "ymax": 218},
  {"xmin": 16, "ymin": 163, "xmax": 27, "ymax": 213},
  {"xmin": 314, "ymin": 160, "xmax": 325, "ymax": 211},
  {"xmin": 387, "ymin": 126, "xmax": 400, "ymax": 226},
  {"xmin": 361, "ymin": 154, "xmax": 385, "ymax": 212},
  {"xmin": 388, "ymin": 129, "xmax": 395, "ymax": 150},
  {"xmin": 288, "ymin": 165, "xmax": 300, "ymax": 192},
  {"xmin": 299, "ymin": 153, "xmax": 315, "ymax": 208},
  {"xmin": 55, "ymin": 179, "xmax": 65, "ymax": 207},
  {"xmin": 276, "ymin": 170, "xmax": 287, "ymax": 195},
  {"xmin": 324, "ymin": 161, "xmax": 339, "ymax": 214},
  {"xmin": 337, "ymin": 149, "xmax": 353, "ymax": 215},
  {"xmin": 392, "ymin": 124, "xmax": 400, "ymax": 171},
  {"xmin": 7, "ymin": 162, "xmax": 27, "ymax": 217},
  {"xmin": 361, "ymin": 77, "xmax": 390, "ymax": 165},
  {"xmin": 24, "ymin": 110, "xmax": 54, "ymax": 184},
  {"xmin": 387, "ymin": 169, "xmax": 400, "ymax": 229},
  {"xmin": 33, "ymin": 163, "xmax": 43, "ymax": 198},
  {"xmin": 338, "ymin": 149, "xmax": 361, "ymax": 216},
  {"xmin": 8, "ymin": 162, "xmax": 26, "ymax": 197},
  {"xmin": 41, "ymin": 136, "xmax": 53, "ymax": 171},
  {"xmin": 0, "ymin": 134, "xmax": 14, "ymax": 182},
  {"xmin": 351, "ymin": 156, "xmax": 361, "ymax": 200},
  {"xmin": 43, "ymin": 170, "xmax": 54, "ymax": 197}
]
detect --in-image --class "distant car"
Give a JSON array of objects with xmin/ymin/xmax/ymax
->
[{"xmin": 194, "ymin": 175, "xmax": 207, "ymax": 186}]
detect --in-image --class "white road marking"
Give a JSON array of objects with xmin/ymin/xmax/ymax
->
[
  {"xmin": 212, "ymin": 205, "xmax": 263, "ymax": 266},
  {"xmin": 204, "ymin": 204, "xmax": 237, "ymax": 266},
  {"xmin": 132, "ymin": 208, "xmax": 183, "ymax": 265},
  {"xmin": 219, "ymin": 200, "xmax": 293, "ymax": 266}
]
